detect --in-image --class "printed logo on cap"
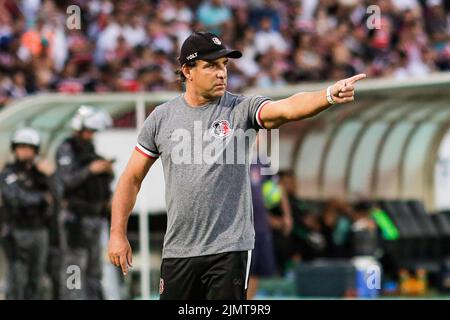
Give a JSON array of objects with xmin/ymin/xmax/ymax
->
[
  {"xmin": 187, "ymin": 52, "xmax": 198, "ymax": 60},
  {"xmin": 212, "ymin": 37, "xmax": 222, "ymax": 45}
]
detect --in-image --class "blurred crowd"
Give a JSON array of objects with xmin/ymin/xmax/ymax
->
[
  {"xmin": 257, "ymin": 170, "xmax": 385, "ymax": 276},
  {"xmin": 1, "ymin": 0, "xmax": 450, "ymax": 110}
]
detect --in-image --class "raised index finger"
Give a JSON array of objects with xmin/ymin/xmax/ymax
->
[{"xmin": 346, "ymin": 73, "xmax": 367, "ymax": 85}]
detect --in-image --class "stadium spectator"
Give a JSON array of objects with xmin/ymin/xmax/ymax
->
[
  {"xmin": 249, "ymin": 0, "xmax": 283, "ymax": 32},
  {"xmin": 254, "ymin": 17, "xmax": 289, "ymax": 55},
  {"xmin": 19, "ymin": 17, "xmax": 54, "ymax": 61},
  {"xmin": 256, "ymin": 64, "xmax": 287, "ymax": 88},
  {"xmin": 265, "ymin": 175, "xmax": 294, "ymax": 275},
  {"xmin": 136, "ymin": 64, "xmax": 166, "ymax": 92},
  {"xmin": 350, "ymin": 201, "xmax": 381, "ymax": 257},
  {"xmin": 278, "ymin": 170, "xmax": 327, "ymax": 262},
  {"xmin": 319, "ymin": 199, "xmax": 353, "ymax": 258},
  {"xmin": 8, "ymin": 70, "xmax": 28, "ymax": 100},
  {"xmin": 287, "ymin": 32, "xmax": 326, "ymax": 81},
  {"xmin": 290, "ymin": 204, "xmax": 327, "ymax": 261},
  {"xmin": 197, "ymin": 0, "xmax": 232, "ymax": 35}
]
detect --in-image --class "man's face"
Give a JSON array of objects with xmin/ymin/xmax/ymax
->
[
  {"xmin": 186, "ymin": 57, "xmax": 228, "ymax": 100},
  {"xmin": 14, "ymin": 145, "xmax": 37, "ymax": 163},
  {"xmin": 79, "ymin": 129, "xmax": 96, "ymax": 141}
]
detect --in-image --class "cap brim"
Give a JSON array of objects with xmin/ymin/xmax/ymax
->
[{"xmin": 201, "ymin": 49, "xmax": 242, "ymax": 61}]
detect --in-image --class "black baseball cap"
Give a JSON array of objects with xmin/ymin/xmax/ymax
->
[{"xmin": 178, "ymin": 31, "xmax": 242, "ymax": 66}]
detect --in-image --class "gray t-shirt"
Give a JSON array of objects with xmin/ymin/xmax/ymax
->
[{"xmin": 136, "ymin": 91, "xmax": 270, "ymax": 258}]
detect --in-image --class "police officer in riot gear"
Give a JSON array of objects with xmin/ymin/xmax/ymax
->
[
  {"xmin": 54, "ymin": 105, "xmax": 113, "ymax": 300},
  {"xmin": 0, "ymin": 128, "xmax": 52, "ymax": 300}
]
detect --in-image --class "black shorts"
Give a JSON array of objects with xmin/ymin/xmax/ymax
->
[{"xmin": 159, "ymin": 250, "xmax": 252, "ymax": 300}]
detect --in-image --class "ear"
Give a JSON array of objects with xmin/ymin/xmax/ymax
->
[{"xmin": 182, "ymin": 64, "xmax": 192, "ymax": 81}]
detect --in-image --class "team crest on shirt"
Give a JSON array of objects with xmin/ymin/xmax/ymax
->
[
  {"xmin": 159, "ymin": 278, "xmax": 164, "ymax": 295},
  {"xmin": 211, "ymin": 120, "xmax": 233, "ymax": 138}
]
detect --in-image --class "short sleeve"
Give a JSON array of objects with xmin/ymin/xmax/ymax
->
[
  {"xmin": 136, "ymin": 111, "xmax": 160, "ymax": 159},
  {"xmin": 244, "ymin": 95, "xmax": 271, "ymax": 130}
]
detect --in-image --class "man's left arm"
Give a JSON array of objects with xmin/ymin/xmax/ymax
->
[{"xmin": 259, "ymin": 74, "xmax": 367, "ymax": 129}]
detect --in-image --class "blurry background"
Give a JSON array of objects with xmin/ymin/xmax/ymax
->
[{"xmin": 1, "ymin": 0, "xmax": 450, "ymax": 299}]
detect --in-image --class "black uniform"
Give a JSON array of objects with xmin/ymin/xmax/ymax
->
[
  {"xmin": 54, "ymin": 136, "xmax": 113, "ymax": 300},
  {"xmin": 0, "ymin": 161, "xmax": 51, "ymax": 300}
]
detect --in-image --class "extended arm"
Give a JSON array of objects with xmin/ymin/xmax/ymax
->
[{"xmin": 260, "ymin": 74, "xmax": 367, "ymax": 129}]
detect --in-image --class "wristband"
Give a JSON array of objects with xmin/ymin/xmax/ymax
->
[{"xmin": 327, "ymin": 86, "xmax": 336, "ymax": 105}]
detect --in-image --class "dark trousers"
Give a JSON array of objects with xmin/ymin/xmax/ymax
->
[
  {"xmin": 4, "ymin": 228, "xmax": 49, "ymax": 300},
  {"xmin": 59, "ymin": 211, "xmax": 104, "ymax": 300}
]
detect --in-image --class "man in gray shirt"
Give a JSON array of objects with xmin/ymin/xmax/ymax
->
[{"xmin": 108, "ymin": 31, "xmax": 366, "ymax": 300}]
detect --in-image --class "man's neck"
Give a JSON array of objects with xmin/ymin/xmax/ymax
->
[{"xmin": 184, "ymin": 87, "xmax": 217, "ymax": 107}]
